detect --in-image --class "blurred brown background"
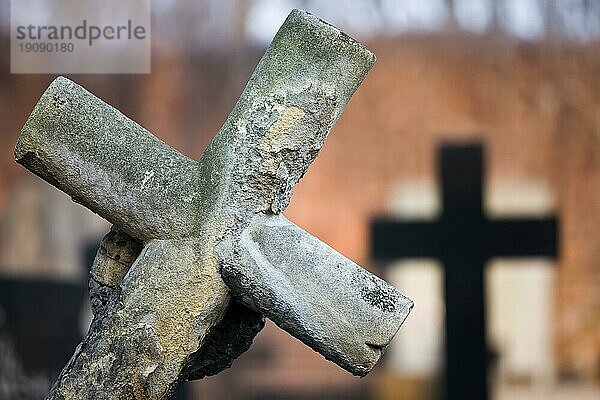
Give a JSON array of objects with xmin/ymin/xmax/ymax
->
[{"xmin": 0, "ymin": 1, "xmax": 598, "ymax": 399}]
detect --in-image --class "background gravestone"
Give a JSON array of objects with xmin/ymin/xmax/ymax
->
[
  {"xmin": 372, "ymin": 143, "xmax": 559, "ymax": 400},
  {"xmin": 0, "ymin": 277, "xmax": 84, "ymax": 398}
]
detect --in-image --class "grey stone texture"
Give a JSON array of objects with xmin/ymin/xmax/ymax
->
[
  {"xmin": 89, "ymin": 227, "xmax": 265, "ymax": 382},
  {"xmin": 219, "ymin": 214, "xmax": 413, "ymax": 376},
  {"xmin": 14, "ymin": 9, "xmax": 412, "ymax": 399}
]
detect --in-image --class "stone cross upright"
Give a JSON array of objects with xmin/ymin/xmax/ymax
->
[{"xmin": 15, "ymin": 10, "xmax": 412, "ymax": 399}]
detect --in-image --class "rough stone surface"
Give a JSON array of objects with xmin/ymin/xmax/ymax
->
[
  {"xmin": 89, "ymin": 227, "xmax": 265, "ymax": 380},
  {"xmin": 183, "ymin": 301, "xmax": 265, "ymax": 381},
  {"xmin": 15, "ymin": 78, "xmax": 202, "ymax": 242},
  {"xmin": 219, "ymin": 214, "xmax": 413, "ymax": 377},
  {"xmin": 14, "ymin": 9, "xmax": 412, "ymax": 399},
  {"xmin": 89, "ymin": 227, "xmax": 143, "ymax": 316},
  {"xmin": 47, "ymin": 238, "xmax": 230, "ymax": 399}
]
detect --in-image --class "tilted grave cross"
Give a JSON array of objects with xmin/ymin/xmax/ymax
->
[
  {"xmin": 372, "ymin": 143, "xmax": 558, "ymax": 400},
  {"xmin": 15, "ymin": 10, "xmax": 412, "ymax": 399}
]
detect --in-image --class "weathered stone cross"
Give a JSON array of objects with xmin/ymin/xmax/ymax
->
[{"xmin": 15, "ymin": 10, "xmax": 412, "ymax": 399}]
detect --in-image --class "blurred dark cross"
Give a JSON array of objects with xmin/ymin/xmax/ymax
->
[{"xmin": 371, "ymin": 143, "xmax": 558, "ymax": 400}]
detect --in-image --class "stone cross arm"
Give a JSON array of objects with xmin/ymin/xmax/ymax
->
[{"xmin": 15, "ymin": 10, "xmax": 413, "ymax": 399}]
